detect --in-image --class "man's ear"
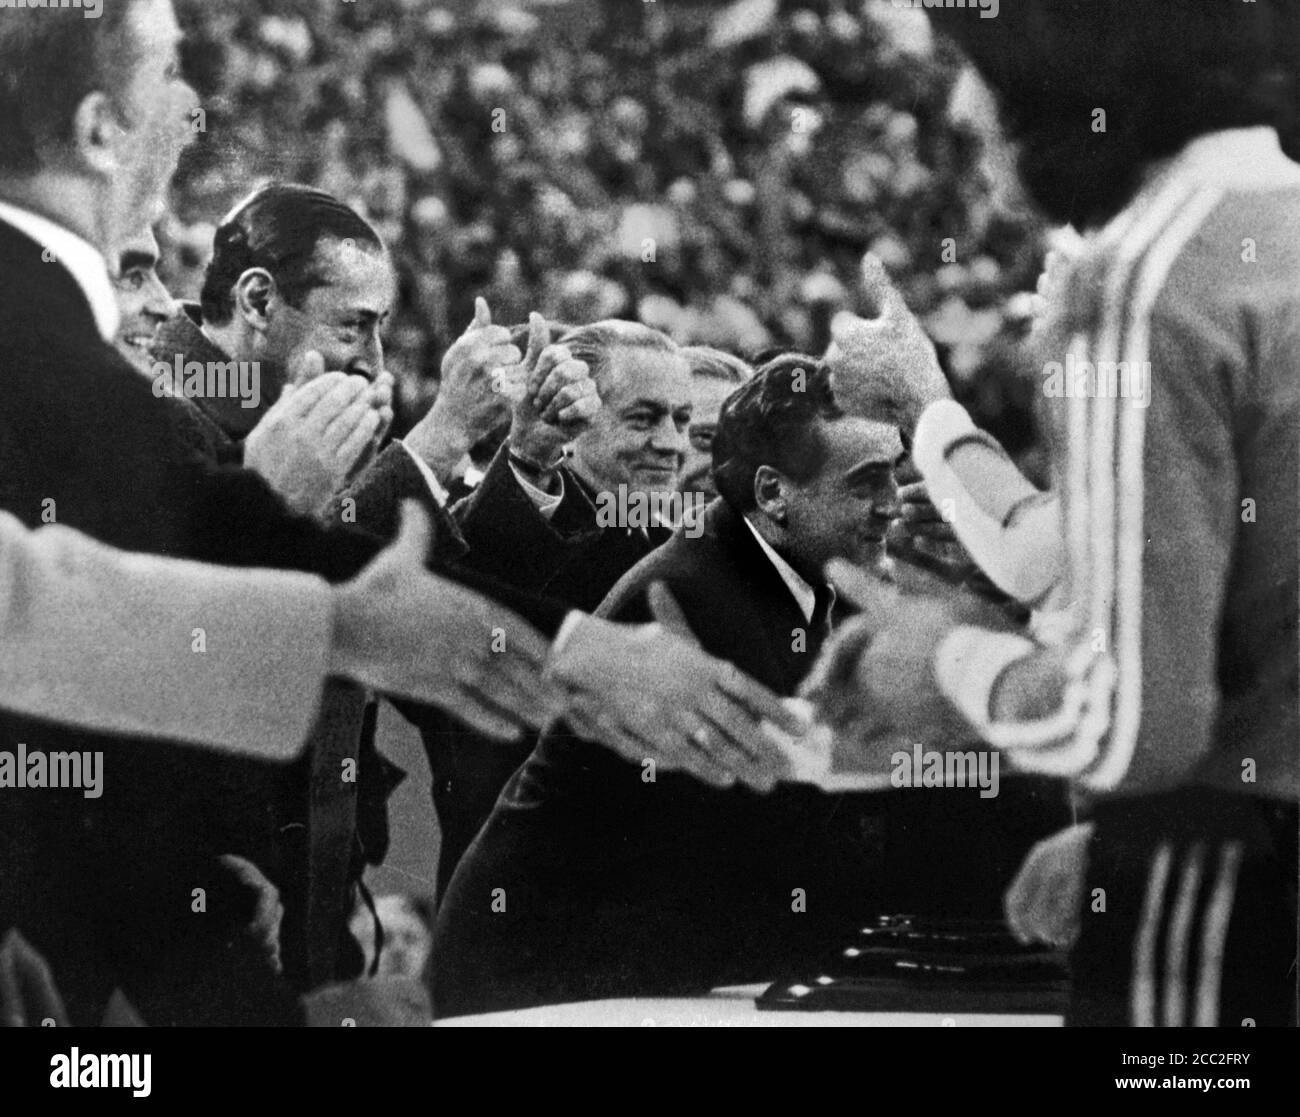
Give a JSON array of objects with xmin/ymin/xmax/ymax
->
[
  {"xmin": 753, "ymin": 465, "xmax": 788, "ymax": 525},
  {"xmin": 233, "ymin": 269, "xmax": 275, "ymax": 331},
  {"xmin": 69, "ymin": 92, "xmax": 124, "ymax": 177}
]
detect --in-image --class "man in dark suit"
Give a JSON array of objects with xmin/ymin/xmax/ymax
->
[
  {"xmin": 454, "ymin": 317, "xmax": 692, "ymax": 612},
  {"xmin": 430, "ymin": 357, "xmax": 904, "ymax": 1015},
  {"xmin": 417, "ymin": 318, "xmax": 702, "ymax": 893},
  {"xmin": 139, "ymin": 184, "xmax": 590, "ymax": 987},
  {"xmin": 0, "ymin": 1, "xmax": 802, "ymax": 1024},
  {"xmin": 432, "ymin": 354, "xmax": 1068, "ymax": 1017}
]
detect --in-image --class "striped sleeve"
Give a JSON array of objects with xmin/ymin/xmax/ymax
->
[{"xmin": 937, "ymin": 183, "xmax": 1234, "ymax": 792}]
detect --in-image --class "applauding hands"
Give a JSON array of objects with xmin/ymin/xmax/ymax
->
[
  {"xmin": 404, "ymin": 297, "xmax": 520, "ymax": 481},
  {"xmin": 506, "ymin": 312, "xmax": 600, "ymax": 476},
  {"xmin": 244, "ymin": 364, "xmax": 393, "ymax": 518}
]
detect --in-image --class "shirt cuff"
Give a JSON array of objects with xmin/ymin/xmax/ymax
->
[
  {"xmin": 510, "ymin": 462, "xmax": 564, "ymax": 520},
  {"xmin": 399, "ymin": 441, "xmax": 449, "ymax": 507},
  {"xmin": 934, "ymin": 624, "xmax": 1036, "ymax": 738}
]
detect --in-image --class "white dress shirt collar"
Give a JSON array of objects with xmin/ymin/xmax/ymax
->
[
  {"xmin": 0, "ymin": 200, "xmax": 119, "ymax": 342},
  {"xmin": 742, "ymin": 514, "xmax": 817, "ymax": 624}
]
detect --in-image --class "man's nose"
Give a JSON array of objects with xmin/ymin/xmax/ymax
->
[
  {"xmin": 647, "ymin": 416, "xmax": 686, "ymax": 457},
  {"xmin": 346, "ymin": 338, "xmax": 384, "ymax": 382},
  {"xmin": 874, "ymin": 478, "xmax": 902, "ymax": 520},
  {"xmin": 144, "ymin": 281, "xmax": 175, "ymax": 325}
]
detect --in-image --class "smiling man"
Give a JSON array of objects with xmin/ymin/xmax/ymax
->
[
  {"xmin": 562, "ymin": 321, "xmax": 694, "ymax": 501},
  {"xmin": 433, "ymin": 356, "xmax": 905, "ymax": 1015},
  {"xmin": 111, "ymin": 228, "xmax": 174, "ymax": 374}
]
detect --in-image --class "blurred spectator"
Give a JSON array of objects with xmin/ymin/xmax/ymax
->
[
  {"xmin": 348, "ymin": 893, "xmax": 435, "ymax": 984},
  {"xmin": 166, "ymin": 0, "xmax": 1048, "ymax": 452},
  {"xmin": 678, "ymin": 345, "xmax": 753, "ymax": 501}
]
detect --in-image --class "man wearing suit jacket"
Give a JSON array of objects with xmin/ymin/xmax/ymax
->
[
  {"xmin": 139, "ymin": 183, "xmax": 582, "ymax": 990},
  {"xmin": 0, "ymin": 0, "xmax": 580, "ymax": 1024},
  {"xmin": 431, "ymin": 357, "xmax": 909, "ymax": 1015},
  {"xmin": 433, "ymin": 355, "xmax": 1067, "ymax": 1016},
  {"xmin": 419, "ymin": 318, "xmax": 694, "ymax": 893},
  {"xmin": 0, "ymin": 0, "xmax": 806, "ymax": 1024}
]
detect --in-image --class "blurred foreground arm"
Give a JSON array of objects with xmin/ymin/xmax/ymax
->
[
  {"xmin": 0, "ymin": 509, "xmax": 334, "ymax": 757},
  {"xmin": 0, "ymin": 504, "xmax": 568, "ymax": 755}
]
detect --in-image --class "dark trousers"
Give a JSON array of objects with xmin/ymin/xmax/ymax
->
[{"xmin": 1069, "ymin": 788, "xmax": 1297, "ymax": 1027}]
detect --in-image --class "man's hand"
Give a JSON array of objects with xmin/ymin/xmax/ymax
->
[
  {"xmin": 405, "ymin": 297, "xmax": 518, "ymax": 482},
  {"xmin": 548, "ymin": 583, "xmax": 803, "ymax": 792},
  {"xmin": 886, "ymin": 481, "xmax": 976, "ymax": 578},
  {"xmin": 328, "ymin": 501, "xmax": 567, "ymax": 739},
  {"xmin": 1004, "ymin": 823, "xmax": 1094, "ymax": 948},
  {"xmin": 825, "ymin": 253, "xmax": 951, "ymax": 437},
  {"xmin": 507, "ymin": 312, "xmax": 600, "ymax": 469},
  {"xmin": 215, "ymin": 855, "xmax": 285, "ymax": 976},
  {"xmin": 799, "ymin": 558, "xmax": 974, "ymax": 774},
  {"xmin": 245, "ymin": 368, "xmax": 388, "ymax": 518}
]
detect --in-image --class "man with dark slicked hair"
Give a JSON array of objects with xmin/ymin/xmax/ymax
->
[
  {"xmin": 433, "ymin": 353, "xmax": 1061, "ymax": 1017},
  {"xmin": 0, "ymin": 1, "xmax": 806, "ymax": 1024}
]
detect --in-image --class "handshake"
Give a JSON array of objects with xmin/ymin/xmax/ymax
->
[{"xmin": 328, "ymin": 502, "xmax": 814, "ymax": 791}]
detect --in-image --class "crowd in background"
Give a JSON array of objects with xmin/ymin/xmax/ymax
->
[{"xmin": 160, "ymin": 0, "xmax": 1049, "ymax": 474}]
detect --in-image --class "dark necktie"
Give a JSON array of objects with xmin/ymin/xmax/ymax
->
[{"xmin": 811, "ymin": 583, "xmax": 836, "ymax": 642}]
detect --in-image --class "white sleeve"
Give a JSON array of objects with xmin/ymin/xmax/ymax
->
[
  {"xmin": 913, "ymin": 400, "xmax": 1063, "ymax": 605},
  {"xmin": 0, "ymin": 511, "xmax": 331, "ymax": 759}
]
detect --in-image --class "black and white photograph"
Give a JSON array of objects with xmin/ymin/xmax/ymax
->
[{"xmin": 0, "ymin": 0, "xmax": 1296, "ymax": 1086}]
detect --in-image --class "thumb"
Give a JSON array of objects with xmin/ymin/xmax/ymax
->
[
  {"xmin": 391, "ymin": 499, "xmax": 435, "ymax": 567},
  {"xmin": 856, "ymin": 251, "xmax": 905, "ymax": 322},
  {"xmin": 523, "ymin": 311, "xmax": 548, "ymax": 371},
  {"xmin": 647, "ymin": 581, "xmax": 699, "ymax": 644},
  {"xmin": 826, "ymin": 558, "xmax": 902, "ymax": 623},
  {"xmin": 472, "ymin": 296, "xmax": 492, "ymax": 330}
]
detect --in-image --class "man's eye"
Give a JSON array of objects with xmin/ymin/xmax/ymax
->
[
  {"xmin": 116, "ymin": 272, "xmax": 146, "ymax": 292},
  {"xmin": 689, "ymin": 428, "xmax": 715, "ymax": 450},
  {"xmin": 625, "ymin": 412, "xmax": 655, "ymax": 429}
]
